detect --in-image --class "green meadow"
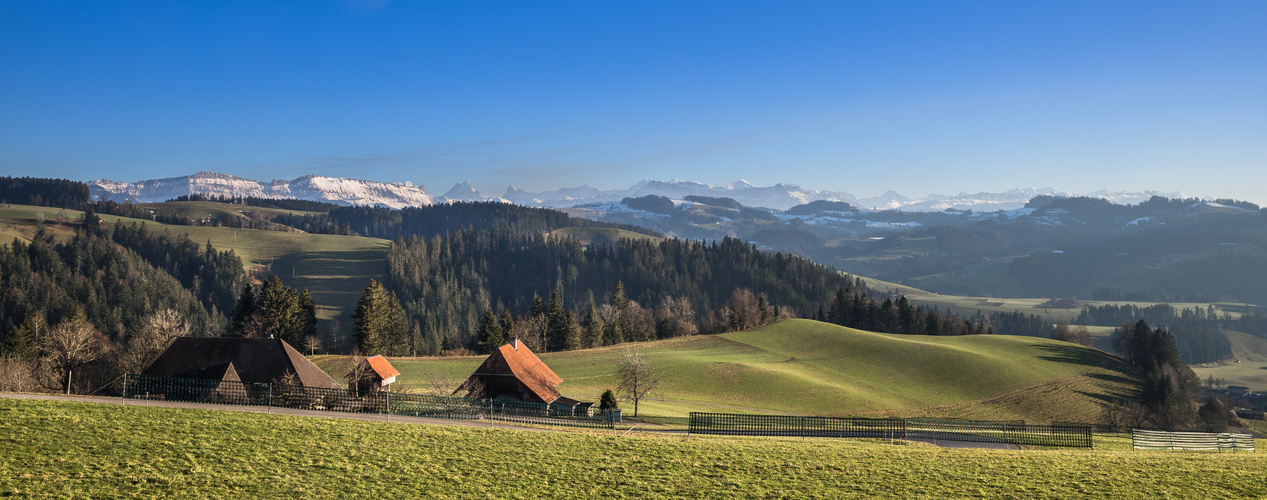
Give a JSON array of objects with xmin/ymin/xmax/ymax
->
[
  {"xmin": 0, "ymin": 204, "xmax": 389, "ymax": 320},
  {"xmin": 1, "ymin": 398, "xmax": 1263, "ymax": 498},
  {"xmin": 319, "ymin": 319, "xmax": 1137, "ymax": 423}
]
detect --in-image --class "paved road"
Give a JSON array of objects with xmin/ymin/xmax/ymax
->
[{"xmin": 1, "ymin": 392, "xmax": 1025, "ymax": 449}]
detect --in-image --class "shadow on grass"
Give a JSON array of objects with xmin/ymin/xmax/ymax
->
[{"xmin": 1035, "ymin": 343, "xmax": 1132, "ymax": 372}]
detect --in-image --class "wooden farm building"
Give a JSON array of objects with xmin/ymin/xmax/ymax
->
[
  {"xmin": 455, "ymin": 340, "xmax": 590, "ymax": 411},
  {"xmin": 142, "ymin": 337, "xmax": 340, "ymax": 388},
  {"xmin": 349, "ymin": 355, "xmax": 400, "ymax": 392}
]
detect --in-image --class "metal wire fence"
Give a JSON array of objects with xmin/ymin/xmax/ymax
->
[
  {"xmin": 1132, "ymin": 429, "xmax": 1255, "ymax": 452},
  {"xmin": 688, "ymin": 412, "xmax": 1093, "ymax": 448},
  {"xmin": 122, "ymin": 374, "xmax": 613, "ymax": 429}
]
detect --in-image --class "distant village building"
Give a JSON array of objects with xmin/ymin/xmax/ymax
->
[
  {"xmin": 142, "ymin": 337, "xmax": 340, "ymax": 388},
  {"xmin": 348, "ymin": 355, "xmax": 400, "ymax": 392},
  {"xmin": 455, "ymin": 339, "xmax": 592, "ymax": 414}
]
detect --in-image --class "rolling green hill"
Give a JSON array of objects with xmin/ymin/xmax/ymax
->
[
  {"xmin": 318, "ymin": 319, "xmax": 1138, "ymax": 423},
  {"xmin": 0, "ymin": 204, "xmax": 389, "ymax": 321}
]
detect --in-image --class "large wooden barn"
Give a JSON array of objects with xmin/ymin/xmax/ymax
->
[
  {"xmin": 455, "ymin": 340, "xmax": 590, "ymax": 412},
  {"xmin": 142, "ymin": 337, "xmax": 340, "ymax": 388}
]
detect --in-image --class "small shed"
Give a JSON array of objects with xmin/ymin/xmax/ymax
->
[
  {"xmin": 349, "ymin": 355, "xmax": 401, "ymax": 392},
  {"xmin": 455, "ymin": 340, "xmax": 592, "ymax": 414}
]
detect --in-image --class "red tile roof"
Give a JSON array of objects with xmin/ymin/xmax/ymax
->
[
  {"xmin": 466, "ymin": 339, "xmax": 564, "ymax": 404},
  {"xmin": 364, "ymin": 355, "xmax": 400, "ymax": 380}
]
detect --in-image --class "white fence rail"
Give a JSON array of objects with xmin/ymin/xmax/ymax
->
[{"xmin": 1132, "ymin": 429, "xmax": 1255, "ymax": 452}]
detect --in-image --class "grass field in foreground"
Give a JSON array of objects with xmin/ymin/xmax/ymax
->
[
  {"xmin": 318, "ymin": 319, "xmax": 1137, "ymax": 423},
  {"xmin": 1, "ymin": 398, "xmax": 1263, "ymax": 499}
]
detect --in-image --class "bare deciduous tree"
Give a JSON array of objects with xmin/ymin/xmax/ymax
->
[
  {"xmin": 342, "ymin": 353, "xmax": 371, "ymax": 391},
  {"xmin": 303, "ymin": 334, "xmax": 323, "ymax": 356},
  {"xmin": 123, "ymin": 308, "xmax": 188, "ymax": 374},
  {"xmin": 41, "ymin": 315, "xmax": 104, "ymax": 394},
  {"xmin": 615, "ymin": 346, "xmax": 662, "ymax": 418},
  {"xmin": 0, "ymin": 356, "xmax": 39, "ymax": 393}
]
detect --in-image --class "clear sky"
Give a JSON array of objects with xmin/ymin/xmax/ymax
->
[{"xmin": 2, "ymin": 1, "xmax": 1264, "ymax": 203}]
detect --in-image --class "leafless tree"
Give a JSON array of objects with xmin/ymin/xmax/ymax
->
[
  {"xmin": 342, "ymin": 353, "xmax": 371, "ymax": 391},
  {"xmin": 325, "ymin": 319, "xmax": 347, "ymax": 353},
  {"xmin": 615, "ymin": 345, "xmax": 662, "ymax": 418},
  {"xmin": 34, "ymin": 211, "xmax": 46, "ymax": 225},
  {"xmin": 41, "ymin": 315, "xmax": 104, "ymax": 394},
  {"xmin": 303, "ymin": 334, "xmax": 323, "ymax": 356},
  {"xmin": 55, "ymin": 210, "xmax": 69, "ymax": 225},
  {"xmin": 122, "ymin": 308, "xmax": 188, "ymax": 374},
  {"xmin": 655, "ymin": 296, "xmax": 698, "ymax": 338},
  {"xmin": 0, "ymin": 356, "xmax": 39, "ymax": 393},
  {"xmin": 425, "ymin": 371, "xmax": 460, "ymax": 397},
  {"xmin": 726, "ymin": 288, "xmax": 762, "ymax": 331}
]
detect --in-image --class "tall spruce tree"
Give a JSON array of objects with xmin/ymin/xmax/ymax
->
[
  {"xmin": 353, "ymin": 279, "xmax": 407, "ymax": 356},
  {"xmin": 478, "ymin": 307, "xmax": 505, "ymax": 354},
  {"xmin": 228, "ymin": 284, "xmax": 258, "ymax": 337}
]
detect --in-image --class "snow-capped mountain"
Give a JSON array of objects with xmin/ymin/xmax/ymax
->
[
  {"xmin": 504, "ymin": 179, "xmax": 856, "ymax": 211},
  {"xmin": 1085, "ymin": 189, "xmax": 1184, "ymax": 206},
  {"xmin": 893, "ymin": 188, "xmax": 1072, "ymax": 212},
  {"xmin": 436, "ymin": 181, "xmax": 508, "ymax": 204},
  {"xmin": 87, "ymin": 171, "xmax": 1190, "ymax": 214},
  {"xmin": 87, "ymin": 172, "xmax": 434, "ymax": 209}
]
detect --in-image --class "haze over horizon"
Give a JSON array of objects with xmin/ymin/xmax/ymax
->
[{"xmin": 2, "ymin": 1, "xmax": 1264, "ymax": 204}]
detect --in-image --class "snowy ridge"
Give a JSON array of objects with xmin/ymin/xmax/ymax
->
[
  {"xmin": 88, "ymin": 172, "xmax": 434, "ymax": 209},
  {"xmin": 505, "ymin": 178, "xmax": 855, "ymax": 211},
  {"xmin": 87, "ymin": 171, "xmax": 1190, "ymax": 213},
  {"xmin": 437, "ymin": 181, "xmax": 509, "ymax": 204}
]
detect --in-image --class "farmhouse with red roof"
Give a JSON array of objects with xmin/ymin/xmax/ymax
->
[{"xmin": 455, "ymin": 340, "xmax": 590, "ymax": 412}]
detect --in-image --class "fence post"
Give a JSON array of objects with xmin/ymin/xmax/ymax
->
[
  {"xmin": 267, "ymin": 383, "xmax": 272, "ymax": 415},
  {"xmin": 121, "ymin": 374, "xmax": 127, "ymax": 406},
  {"xmin": 386, "ymin": 390, "xmax": 391, "ymax": 423}
]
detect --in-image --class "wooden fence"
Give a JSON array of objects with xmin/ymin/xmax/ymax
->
[{"xmin": 1131, "ymin": 429, "xmax": 1255, "ymax": 452}]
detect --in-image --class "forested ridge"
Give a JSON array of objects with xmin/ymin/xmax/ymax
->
[
  {"xmin": 273, "ymin": 202, "xmax": 660, "ymax": 240},
  {"xmin": 0, "ymin": 230, "xmax": 219, "ymax": 355},
  {"xmin": 380, "ymin": 230, "xmax": 851, "ymax": 354},
  {"xmin": 1075, "ymin": 303, "xmax": 1243, "ymax": 364}
]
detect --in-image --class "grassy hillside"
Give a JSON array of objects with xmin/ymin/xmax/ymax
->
[
  {"xmin": 1191, "ymin": 330, "xmax": 1267, "ymax": 389},
  {"xmin": 3, "ymin": 398, "xmax": 1264, "ymax": 498},
  {"xmin": 318, "ymin": 319, "xmax": 1138, "ymax": 423},
  {"xmin": 856, "ymin": 275, "xmax": 1248, "ymax": 325},
  {"xmin": 0, "ymin": 204, "xmax": 388, "ymax": 321}
]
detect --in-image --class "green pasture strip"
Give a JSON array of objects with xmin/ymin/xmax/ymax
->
[
  {"xmin": 548, "ymin": 227, "xmax": 663, "ymax": 246},
  {"xmin": 350, "ymin": 320, "xmax": 1135, "ymax": 424},
  {"xmin": 1191, "ymin": 330, "xmax": 1267, "ymax": 389},
  {"xmin": 134, "ymin": 201, "xmax": 322, "ymax": 221},
  {"xmin": 1, "ymin": 398, "xmax": 1265, "ymax": 498},
  {"xmin": 855, "ymin": 275, "xmax": 1251, "ymax": 323}
]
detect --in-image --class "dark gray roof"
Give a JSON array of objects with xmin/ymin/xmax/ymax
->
[{"xmin": 142, "ymin": 337, "xmax": 339, "ymax": 388}]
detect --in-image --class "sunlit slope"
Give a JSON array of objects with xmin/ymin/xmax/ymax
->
[
  {"xmin": 1191, "ymin": 330, "xmax": 1267, "ymax": 389},
  {"xmin": 547, "ymin": 226, "xmax": 662, "ymax": 246},
  {"xmin": 0, "ymin": 204, "xmax": 388, "ymax": 320},
  {"xmin": 345, "ymin": 319, "xmax": 1136, "ymax": 422}
]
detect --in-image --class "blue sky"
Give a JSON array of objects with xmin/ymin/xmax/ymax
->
[{"xmin": 2, "ymin": 1, "xmax": 1264, "ymax": 203}]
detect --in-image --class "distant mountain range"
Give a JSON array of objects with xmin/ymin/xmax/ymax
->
[{"xmin": 88, "ymin": 171, "xmax": 1182, "ymax": 212}]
